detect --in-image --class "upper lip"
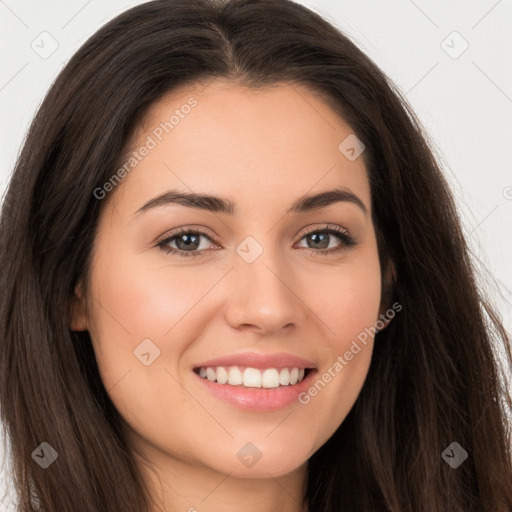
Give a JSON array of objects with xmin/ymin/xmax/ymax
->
[{"xmin": 193, "ymin": 351, "xmax": 317, "ymax": 370}]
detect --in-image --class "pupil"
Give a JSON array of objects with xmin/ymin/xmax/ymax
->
[
  {"xmin": 177, "ymin": 234, "xmax": 199, "ymax": 250},
  {"xmin": 309, "ymin": 233, "xmax": 328, "ymax": 249}
]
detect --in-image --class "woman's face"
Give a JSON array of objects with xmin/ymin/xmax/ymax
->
[{"xmin": 72, "ymin": 79, "xmax": 385, "ymax": 479}]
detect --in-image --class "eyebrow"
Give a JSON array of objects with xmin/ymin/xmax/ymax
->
[{"xmin": 134, "ymin": 186, "xmax": 368, "ymax": 217}]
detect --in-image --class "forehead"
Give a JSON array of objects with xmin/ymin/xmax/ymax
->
[{"xmin": 110, "ymin": 79, "xmax": 370, "ymax": 217}]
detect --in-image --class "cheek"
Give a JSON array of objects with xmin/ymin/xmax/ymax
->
[
  {"xmin": 86, "ymin": 245, "xmax": 221, "ymax": 388},
  {"xmin": 85, "ymin": 248, "xmax": 216, "ymax": 448},
  {"xmin": 90, "ymin": 248, "xmax": 209, "ymax": 339},
  {"xmin": 330, "ymin": 265, "xmax": 381, "ymax": 343},
  {"xmin": 295, "ymin": 250, "xmax": 382, "ymax": 446},
  {"xmin": 303, "ymin": 246, "xmax": 382, "ymax": 346}
]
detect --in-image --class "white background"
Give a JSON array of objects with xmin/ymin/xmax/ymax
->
[{"xmin": 1, "ymin": 0, "xmax": 511, "ymax": 508}]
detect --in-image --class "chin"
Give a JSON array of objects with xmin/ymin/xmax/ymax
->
[{"xmin": 200, "ymin": 436, "xmax": 312, "ymax": 479}]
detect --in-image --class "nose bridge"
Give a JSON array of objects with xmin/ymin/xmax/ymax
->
[{"xmin": 224, "ymin": 234, "xmax": 302, "ymax": 332}]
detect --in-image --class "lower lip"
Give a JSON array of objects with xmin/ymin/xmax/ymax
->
[{"xmin": 194, "ymin": 370, "xmax": 316, "ymax": 411}]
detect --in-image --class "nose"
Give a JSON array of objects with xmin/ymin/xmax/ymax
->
[{"xmin": 223, "ymin": 243, "xmax": 305, "ymax": 335}]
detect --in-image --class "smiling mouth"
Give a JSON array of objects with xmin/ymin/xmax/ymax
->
[{"xmin": 193, "ymin": 365, "xmax": 313, "ymax": 388}]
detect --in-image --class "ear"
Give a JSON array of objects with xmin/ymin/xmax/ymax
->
[
  {"xmin": 376, "ymin": 260, "xmax": 397, "ymax": 331},
  {"xmin": 69, "ymin": 281, "xmax": 88, "ymax": 331}
]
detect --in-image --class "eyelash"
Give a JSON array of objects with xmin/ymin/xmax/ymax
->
[{"xmin": 156, "ymin": 224, "xmax": 357, "ymax": 258}]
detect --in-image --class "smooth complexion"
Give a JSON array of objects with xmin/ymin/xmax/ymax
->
[{"xmin": 70, "ymin": 79, "xmax": 389, "ymax": 512}]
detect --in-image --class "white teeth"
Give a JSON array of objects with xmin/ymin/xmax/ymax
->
[
  {"xmin": 243, "ymin": 368, "xmax": 261, "ymax": 388},
  {"xmin": 279, "ymin": 368, "xmax": 290, "ymax": 386},
  {"xmin": 228, "ymin": 366, "xmax": 243, "ymax": 385},
  {"xmin": 196, "ymin": 365, "xmax": 309, "ymax": 387},
  {"xmin": 261, "ymin": 369, "xmax": 280, "ymax": 388},
  {"xmin": 206, "ymin": 367, "xmax": 216, "ymax": 382},
  {"xmin": 216, "ymin": 366, "xmax": 229, "ymax": 384}
]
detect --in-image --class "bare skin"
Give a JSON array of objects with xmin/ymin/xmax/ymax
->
[{"xmin": 71, "ymin": 79, "xmax": 391, "ymax": 512}]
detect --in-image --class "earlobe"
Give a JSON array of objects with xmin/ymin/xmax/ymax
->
[{"xmin": 69, "ymin": 281, "xmax": 88, "ymax": 331}]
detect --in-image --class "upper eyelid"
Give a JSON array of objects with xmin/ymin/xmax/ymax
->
[{"xmin": 156, "ymin": 225, "xmax": 217, "ymax": 242}]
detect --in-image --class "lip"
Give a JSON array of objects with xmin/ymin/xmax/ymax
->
[
  {"xmin": 194, "ymin": 367, "xmax": 318, "ymax": 412},
  {"xmin": 193, "ymin": 351, "xmax": 317, "ymax": 371}
]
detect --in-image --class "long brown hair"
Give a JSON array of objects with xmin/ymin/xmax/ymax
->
[{"xmin": 1, "ymin": 0, "xmax": 511, "ymax": 510}]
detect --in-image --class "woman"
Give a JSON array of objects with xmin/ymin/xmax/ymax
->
[{"xmin": 1, "ymin": 0, "xmax": 511, "ymax": 510}]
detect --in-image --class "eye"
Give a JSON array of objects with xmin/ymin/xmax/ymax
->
[
  {"xmin": 156, "ymin": 227, "xmax": 220, "ymax": 257},
  {"xmin": 295, "ymin": 224, "xmax": 356, "ymax": 255}
]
